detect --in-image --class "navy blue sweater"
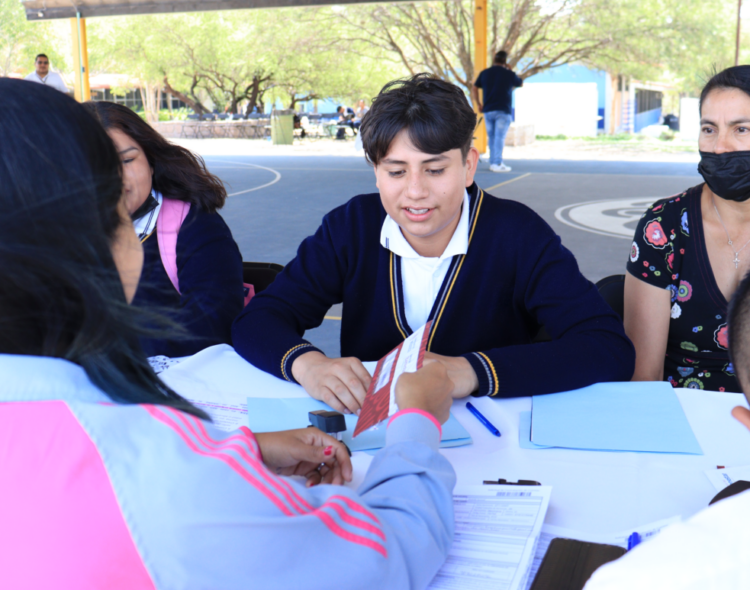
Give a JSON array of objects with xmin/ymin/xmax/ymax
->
[
  {"xmin": 133, "ymin": 206, "xmax": 244, "ymax": 358},
  {"xmin": 232, "ymin": 184, "xmax": 635, "ymax": 397}
]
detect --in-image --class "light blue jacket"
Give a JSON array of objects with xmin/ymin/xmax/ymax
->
[{"xmin": 0, "ymin": 354, "xmax": 456, "ymax": 589}]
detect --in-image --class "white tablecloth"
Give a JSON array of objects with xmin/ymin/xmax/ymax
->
[{"xmin": 160, "ymin": 344, "xmax": 750, "ymax": 535}]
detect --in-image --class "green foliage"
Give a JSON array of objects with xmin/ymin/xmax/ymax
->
[
  {"xmin": 87, "ymin": 9, "xmax": 400, "ymax": 114},
  {"xmin": 0, "ymin": 0, "xmax": 68, "ymax": 77}
]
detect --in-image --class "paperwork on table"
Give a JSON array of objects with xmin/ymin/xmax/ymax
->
[
  {"xmin": 246, "ymin": 397, "xmax": 471, "ymax": 452},
  {"xmin": 524, "ymin": 516, "xmax": 680, "ymax": 590},
  {"xmin": 526, "ymin": 382, "xmax": 703, "ymax": 454},
  {"xmin": 705, "ymin": 465, "xmax": 750, "ymax": 492},
  {"xmin": 428, "ymin": 485, "xmax": 551, "ymax": 590}
]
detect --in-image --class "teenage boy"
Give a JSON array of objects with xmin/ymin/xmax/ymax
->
[
  {"xmin": 584, "ymin": 272, "xmax": 750, "ymax": 589},
  {"xmin": 232, "ymin": 74, "xmax": 635, "ymax": 414}
]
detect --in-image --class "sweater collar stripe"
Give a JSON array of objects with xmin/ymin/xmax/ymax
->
[
  {"xmin": 388, "ymin": 186, "xmax": 485, "ymax": 347},
  {"xmin": 427, "ymin": 188, "xmax": 485, "ymax": 349},
  {"xmin": 389, "ymin": 252, "xmax": 408, "ymax": 339}
]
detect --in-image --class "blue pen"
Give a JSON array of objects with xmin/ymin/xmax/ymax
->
[
  {"xmin": 466, "ymin": 402, "xmax": 501, "ymax": 437},
  {"xmin": 627, "ymin": 532, "xmax": 641, "ymax": 550}
]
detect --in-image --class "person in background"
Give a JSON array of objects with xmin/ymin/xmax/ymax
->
[
  {"xmin": 471, "ymin": 50, "xmax": 523, "ymax": 173},
  {"xmin": 84, "ymin": 101, "xmax": 245, "ymax": 358},
  {"xmin": 233, "ymin": 74, "xmax": 634, "ymax": 415},
  {"xmin": 584, "ymin": 268, "xmax": 750, "ymax": 589},
  {"xmin": 623, "ymin": 66, "xmax": 750, "ymax": 393},
  {"xmin": 24, "ymin": 53, "xmax": 69, "ymax": 94},
  {"xmin": 0, "ymin": 78, "xmax": 458, "ymax": 589}
]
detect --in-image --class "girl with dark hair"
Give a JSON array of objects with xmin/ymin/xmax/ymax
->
[
  {"xmin": 1, "ymin": 78, "xmax": 459, "ymax": 589},
  {"xmin": 624, "ymin": 65, "xmax": 750, "ymax": 393},
  {"xmin": 83, "ymin": 100, "xmax": 245, "ymax": 358}
]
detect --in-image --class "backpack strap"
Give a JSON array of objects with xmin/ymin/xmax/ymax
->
[{"xmin": 156, "ymin": 198, "xmax": 191, "ymax": 295}]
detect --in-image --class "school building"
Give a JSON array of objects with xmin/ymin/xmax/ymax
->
[{"xmin": 512, "ymin": 64, "xmax": 674, "ymax": 137}]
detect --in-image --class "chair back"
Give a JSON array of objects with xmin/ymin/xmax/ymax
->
[
  {"xmin": 242, "ymin": 262, "xmax": 284, "ymax": 294},
  {"xmin": 595, "ymin": 274, "xmax": 625, "ymax": 319}
]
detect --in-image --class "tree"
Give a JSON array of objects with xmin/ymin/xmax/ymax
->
[{"xmin": 333, "ymin": 0, "xmax": 742, "ymax": 103}]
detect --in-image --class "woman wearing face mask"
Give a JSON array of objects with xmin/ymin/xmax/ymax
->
[
  {"xmin": 83, "ymin": 101, "xmax": 245, "ymax": 358},
  {"xmin": 624, "ymin": 66, "xmax": 750, "ymax": 393}
]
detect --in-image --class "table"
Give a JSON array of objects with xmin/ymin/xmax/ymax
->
[{"xmin": 160, "ymin": 344, "xmax": 750, "ymax": 536}]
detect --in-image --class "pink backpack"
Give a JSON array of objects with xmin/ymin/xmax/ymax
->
[{"xmin": 156, "ymin": 198, "xmax": 255, "ymax": 306}]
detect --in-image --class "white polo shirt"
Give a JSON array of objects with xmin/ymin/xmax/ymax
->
[
  {"xmin": 24, "ymin": 71, "xmax": 69, "ymax": 94},
  {"xmin": 379, "ymin": 190, "xmax": 470, "ymax": 330},
  {"xmin": 584, "ymin": 489, "xmax": 750, "ymax": 589}
]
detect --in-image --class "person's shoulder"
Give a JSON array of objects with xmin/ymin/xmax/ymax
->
[
  {"xmin": 178, "ymin": 204, "xmax": 234, "ymax": 242},
  {"xmin": 325, "ymin": 193, "xmax": 385, "ymax": 225},
  {"xmin": 477, "ymin": 191, "xmax": 556, "ymax": 237},
  {"xmin": 479, "ymin": 190, "xmax": 546, "ymax": 222},
  {"xmin": 641, "ymin": 185, "xmax": 700, "ymax": 222},
  {"xmin": 23, "ymin": 73, "xmax": 36, "ymax": 81}
]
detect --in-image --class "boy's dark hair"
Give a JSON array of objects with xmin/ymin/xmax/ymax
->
[
  {"xmin": 360, "ymin": 73, "xmax": 477, "ymax": 165},
  {"xmin": 728, "ymin": 270, "xmax": 750, "ymax": 395},
  {"xmin": 34, "ymin": 54, "xmax": 48, "ymax": 62},
  {"xmin": 700, "ymin": 65, "xmax": 750, "ymax": 114},
  {"xmin": 494, "ymin": 51, "xmax": 508, "ymax": 64}
]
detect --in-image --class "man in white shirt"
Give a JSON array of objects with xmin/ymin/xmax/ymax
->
[
  {"xmin": 24, "ymin": 54, "xmax": 69, "ymax": 94},
  {"xmin": 584, "ymin": 273, "xmax": 750, "ymax": 589}
]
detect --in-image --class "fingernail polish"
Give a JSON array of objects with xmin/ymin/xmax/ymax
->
[{"xmin": 324, "ymin": 446, "xmax": 333, "ymax": 456}]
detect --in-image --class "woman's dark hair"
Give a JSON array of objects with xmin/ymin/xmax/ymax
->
[
  {"xmin": 83, "ymin": 101, "xmax": 227, "ymax": 213},
  {"xmin": 700, "ymin": 65, "xmax": 750, "ymax": 114},
  {"xmin": 360, "ymin": 73, "xmax": 477, "ymax": 165},
  {"xmin": 0, "ymin": 78, "xmax": 207, "ymax": 419}
]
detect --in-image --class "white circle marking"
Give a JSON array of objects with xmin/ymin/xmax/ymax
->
[{"xmin": 555, "ymin": 197, "xmax": 661, "ymax": 239}]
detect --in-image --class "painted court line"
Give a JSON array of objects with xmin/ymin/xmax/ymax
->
[
  {"xmin": 208, "ymin": 160, "xmax": 282, "ymax": 196},
  {"xmin": 484, "ymin": 173, "xmax": 531, "ymax": 192}
]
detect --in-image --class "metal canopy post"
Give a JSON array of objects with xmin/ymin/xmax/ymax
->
[
  {"xmin": 70, "ymin": 13, "xmax": 90, "ymax": 102},
  {"xmin": 474, "ymin": 0, "xmax": 487, "ymax": 154}
]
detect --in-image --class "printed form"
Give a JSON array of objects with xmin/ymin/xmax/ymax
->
[{"xmin": 429, "ymin": 485, "xmax": 551, "ymax": 590}]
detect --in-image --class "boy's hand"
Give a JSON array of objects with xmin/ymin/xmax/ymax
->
[
  {"xmin": 291, "ymin": 351, "xmax": 372, "ymax": 415},
  {"xmin": 423, "ymin": 352, "xmax": 479, "ymax": 398},
  {"xmin": 255, "ymin": 428, "xmax": 353, "ymax": 487},
  {"xmin": 396, "ymin": 362, "xmax": 454, "ymax": 424}
]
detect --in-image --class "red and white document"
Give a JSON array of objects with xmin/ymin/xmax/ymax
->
[{"xmin": 353, "ymin": 321, "xmax": 432, "ymax": 437}]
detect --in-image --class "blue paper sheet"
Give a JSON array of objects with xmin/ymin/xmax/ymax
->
[
  {"xmin": 529, "ymin": 382, "xmax": 703, "ymax": 455},
  {"xmin": 519, "ymin": 412, "xmax": 552, "ymax": 450},
  {"xmin": 247, "ymin": 397, "xmax": 471, "ymax": 452}
]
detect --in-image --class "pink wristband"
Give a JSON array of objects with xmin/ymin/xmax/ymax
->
[{"xmin": 387, "ymin": 408, "xmax": 442, "ymax": 437}]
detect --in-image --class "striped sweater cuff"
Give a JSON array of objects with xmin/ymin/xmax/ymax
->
[
  {"xmin": 464, "ymin": 352, "xmax": 499, "ymax": 397},
  {"xmin": 279, "ymin": 342, "xmax": 322, "ymax": 383}
]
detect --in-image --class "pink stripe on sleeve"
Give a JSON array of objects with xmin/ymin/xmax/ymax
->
[
  {"xmin": 388, "ymin": 408, "xmax": 442, "ymax": 437},
  {"xmin": 146, "ymin": 405, "xmax": 388, "ymax": 555},
  {"xmin": 0, "ymin": 401, "xmax": 155, "ymax": 589}
]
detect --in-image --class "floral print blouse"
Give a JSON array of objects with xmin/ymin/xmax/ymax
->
[{"xmin": 627, "ymin": 184, "xmax": 740, "ymax": 393}]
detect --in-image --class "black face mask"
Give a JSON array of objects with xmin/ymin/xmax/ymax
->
[{"xmin": 698, "ymin": 150, "xmax": 750, "ymax": 202}]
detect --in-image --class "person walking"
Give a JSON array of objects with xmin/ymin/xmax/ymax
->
[
  {"xmin": 24, "ymin": 54, "xmax": 69, "ymax": 94},
  {"xmin": 471, "ymin": 51, "xmax": 523, "ymax": 173}
]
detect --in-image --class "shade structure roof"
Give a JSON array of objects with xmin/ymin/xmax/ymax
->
[{"xmin": 22, "ymin": 0, "xmax": 389, "ymax": 20}]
